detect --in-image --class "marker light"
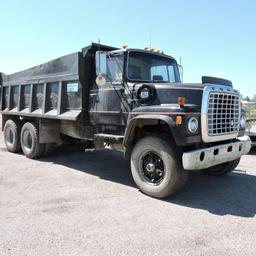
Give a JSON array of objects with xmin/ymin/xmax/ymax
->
[
  {"xmin": 123, "ymin": 45, "xmax": 128, "ymax": 49},
  {"xmin": 178, "ymin": 97, "xmax": 186, "ymax": 106},
  {"xmin": 176, "ymin": 116, "xmax": 182, "ymax": 125}
]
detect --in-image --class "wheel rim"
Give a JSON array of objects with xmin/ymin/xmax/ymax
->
[
  {"xmin": 22, "ymin": 130, "xmax": 33, "ymax": 151},
  {"xmin": 139, "ymin": 151, "xmax": 165, "ymax": 185},
  {"xmin": 5, "ymin": 126, "xmax": 14, "ymax": 146}
]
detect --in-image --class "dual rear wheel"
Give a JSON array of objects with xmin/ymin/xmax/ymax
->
[{"xmin": 3, "ymin": 120, "xmax": 53, "ymax": 159}]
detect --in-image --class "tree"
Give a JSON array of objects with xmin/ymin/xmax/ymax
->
[
  {"xmin": 243, "ymin": 96, "xmax": 251, "ymax": 102},
  {"xmin": 252, "ymin": 94, "xmax": 256, "ymax": 103}
]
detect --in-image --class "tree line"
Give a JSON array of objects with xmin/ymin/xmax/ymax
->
[{"xmin": 243, "ymin": 95, "xmax": 256, "ymax": 102}]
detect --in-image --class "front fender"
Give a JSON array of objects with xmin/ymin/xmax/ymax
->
[{"xmin": 123, "ymin": 114, "xmax": 177, "ymax": 147}]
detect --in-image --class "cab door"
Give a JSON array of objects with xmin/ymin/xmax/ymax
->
[{"xmin": 89, "ymin": 51, "xmax": 128, "ymax": 134}]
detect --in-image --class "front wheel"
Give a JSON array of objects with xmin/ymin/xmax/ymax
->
[
  {"xmin": 130, "ymin": 136, "xmax": 188, "ymax": 198},
  {"xmin": 202, "ymin": 158, "xmax": 241, "ymax": 176}
]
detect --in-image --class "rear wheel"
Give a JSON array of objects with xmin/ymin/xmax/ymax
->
[
  {"xmin": 130, "ymin": 136, "xmax": 188, "ymax": 198},
  {"xmin": 3, "ymin": 119, "xmax": 21, "ymax": 153},
  {"xmin": 202, "ymin": 158, "xmax": 241, "ymax": 176},
  {"xmin": 20, "ymin": 122, "xmax": 45, "ymax": 159}
]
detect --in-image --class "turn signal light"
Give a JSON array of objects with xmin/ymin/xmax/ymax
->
[
  {"xmin": 176, "ymin": 116, "xmax": 182, "ymax": 125},
  {"xmin": 178, "ymin": 97, "xmax": 186, "ymax": 106}
]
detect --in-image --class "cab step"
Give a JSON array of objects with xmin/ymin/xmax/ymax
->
[{"xmin": 94, "ymin": 134, "xmax": 124, "ymax": 149}]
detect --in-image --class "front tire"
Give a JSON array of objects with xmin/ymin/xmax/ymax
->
[
  {"xmin": 202, "ymin": 158, "xmax": 241, "ymax": 176},
  {"xmin": 20, "ymin": 122, "xmax": 45, "ymax": 159},
  {"xmin": 3, "ymin": 119, "xmax": 21, "ymax": 153},
  {"xmin": 130, "ymin": 136, "xmax": 188, "ymax": 198}
]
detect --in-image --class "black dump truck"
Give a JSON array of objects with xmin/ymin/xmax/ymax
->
[{"xmin": 0, "ymin": 43, "xmax": 251, "ymax": 198}]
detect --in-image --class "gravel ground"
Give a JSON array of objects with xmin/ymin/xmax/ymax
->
[{"xmin": 0, "ymin": 119, "xmax": 255, "ymax": 256}]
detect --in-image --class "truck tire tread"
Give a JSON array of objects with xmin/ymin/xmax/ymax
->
[
  {"xmin": 20, "ymin": 122, "xmax": 45, "ymax": 159},
  {"xmin": 202, "ymin": 158, "xmax": 241, "ymax": 176},
  {"xmin": 3, "ymin": 119, "xmax": 21, "ymax": 153},
  {"xmin": 131, "ymin": 136, "xmax": 188, "ymax": 198}
]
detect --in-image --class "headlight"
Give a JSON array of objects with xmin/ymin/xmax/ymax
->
[
  {"xmin": 240, "ymin": 115, "xmax": 246, "ymax": 129},
  {"xmin": 188, "ymin": 117, "xmax": 198, "ymax": 133}
]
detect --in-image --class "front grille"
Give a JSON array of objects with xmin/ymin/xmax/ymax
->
[{"xmin": 208, "ymin": 92, "xmax": 240, "ymax": 136}]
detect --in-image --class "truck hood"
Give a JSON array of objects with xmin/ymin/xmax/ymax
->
[{"xmin": 133, "ymin": 83, "xmax": 204, "ymax": 111}]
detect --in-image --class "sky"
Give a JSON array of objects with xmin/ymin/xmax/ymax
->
[{"xmin": 0, "ymin": 0, "xmax": 255, "ymax": 97}]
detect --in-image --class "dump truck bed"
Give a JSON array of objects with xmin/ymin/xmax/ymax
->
[{"xmin": 0, "ymin": 52, "xmax": 83, "ymax": 120}]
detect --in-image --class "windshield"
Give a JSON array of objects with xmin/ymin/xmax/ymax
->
[{"xmin": 127, "ymin": 51, "xmax": 180, "ymax": 83}]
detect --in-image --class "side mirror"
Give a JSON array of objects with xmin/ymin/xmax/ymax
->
[
  {"xmin": 95, "ymin": 51, "xmax": 107, "ymax": 86},
  {"xmin": 95, "ymin": 51, "xmax": 107, "ymax": 76},
  {"xmin": 178, "ymin": 64, "xmax": 183, "ymax": 83}
]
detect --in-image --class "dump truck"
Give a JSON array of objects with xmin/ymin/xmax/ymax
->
[{"xmin": 0, "ymin": 43, "xmax": 251, "ymax": 198}]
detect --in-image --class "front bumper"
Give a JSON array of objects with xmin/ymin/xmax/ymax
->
[
  {"xmin": 182, "ymin": 135, "xmax": 251, "ymax": 170},
  {"xmin": 246, "ymin": 132, "xmax": 256, "ymax": 148}
]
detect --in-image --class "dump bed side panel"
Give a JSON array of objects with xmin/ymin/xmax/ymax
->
[
  {"xmin": 0, "ymin": 53, "xmax": 83, "ymax": 121},
  {"xmin": 5, "ymin": 53, "xmax": 80, "ymax": 83},
  {"xmin": 0, "ymin": 72, "xmax": 6, "ymax": 112},
  {"xmin": 0, "ymin": 73, "xmax": 2, "ymax": 108}
]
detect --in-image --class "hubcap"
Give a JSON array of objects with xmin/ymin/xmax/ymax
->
[
  {"xmin": 146, "ymin": 163, "xmax": 156, "ymax": 173},
  {"xmin": 140, "ymin": 152, "xmax": 165, "ymax": 184}
]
